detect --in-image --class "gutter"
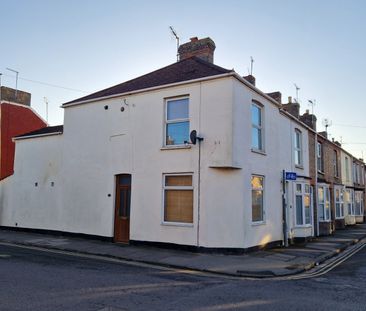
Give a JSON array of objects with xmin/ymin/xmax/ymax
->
[
  {"xmin": 61, "ymin": 72, "xmax": 236, "ymax": 108},
  {"xmin": 13, "ymin": 131, "xmax": 63, "ymax": 141}
]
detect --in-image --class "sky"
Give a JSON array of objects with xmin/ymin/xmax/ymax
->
[{"xmin": 1, "ymin": 0, "xmax": 366, "ymax": 158}]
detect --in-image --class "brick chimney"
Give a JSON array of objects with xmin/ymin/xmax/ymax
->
[
  {"xmin": 282, "ymin": 96, "xmax": 300, "ymax": 118},
  {"xmin": 0, "ymin": 86, "xmax": 31, "ymax": 106},
  {"xmin": 243, "ymin": 75, "xmax": 256, "ymax": 86},
  {"xmin": 318, "ymin": 131, "xmax": 328, "ymax": 139},
  {"xmin": 300, "ymin": 109, "xmax": 317, "ymax": 131},
  {"xmin": 266, "ymin": 91, "xmax": 282, "ymax": 104},
  {"xmin": 178, "ymin": 37, "xmax": 216, "ymax": 63}
]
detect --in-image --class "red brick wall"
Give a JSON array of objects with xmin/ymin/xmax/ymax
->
[{"xmin": 0, "ymin": 103, "xmax": 47, "ymax": 179}]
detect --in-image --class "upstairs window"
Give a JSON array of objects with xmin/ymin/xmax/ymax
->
[
  {"xmin": 333, "ymin": 150, "xmax": 339, "ymax": 177},
  {"xmin": 294, "ymin": 129, "xmax": 303, "ymax": 167},
  {"xmin": 317, "ymin": 143, "xmax": 324, "ymax": 172},
  {"xmin": 165, "ymin": 98, "xmax": 189, "ymax": 146},
  {"xmin": 251, "ymin": 103, "xmax": 263, "ymax": 151},
  {"xmin": 345, "ymin": 157, "xmax": 350, "ymax": 181}
]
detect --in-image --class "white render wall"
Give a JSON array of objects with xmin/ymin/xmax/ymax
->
[
  {"xmin": 0, "ymin": 135, "xmax": 63, "ymax": 230},
  {"xmin": 1, "ymin": 75, "xmax": 311, "ymax": 249}
]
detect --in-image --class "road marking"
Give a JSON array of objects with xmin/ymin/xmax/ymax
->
[
  {"xmin": 1, "ymin": 239, "xmax": 365, "ymax": 281},
  {"xmin": 280, "ymin": 240, "xmax": 366, "ymax": 280},
  {"xmin": 0, "ymin": 254, "xmax": 11, "ymax": 258}
]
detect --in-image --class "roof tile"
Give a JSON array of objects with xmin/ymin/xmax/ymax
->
[{"xmin": 63, "ymin": 57, "xmax": 232, "ymax": 106}]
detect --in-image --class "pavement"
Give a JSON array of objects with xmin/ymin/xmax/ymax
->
[{"xmin": 1, "ymin": 224, "xmax": 366, "ymax": 278}]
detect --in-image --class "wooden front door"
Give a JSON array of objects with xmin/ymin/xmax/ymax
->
[{"xmin": 114, "ymin": 174, "xmax": 131, "ymax": 243}]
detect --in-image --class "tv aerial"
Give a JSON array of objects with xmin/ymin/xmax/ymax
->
[
  {"xmin": 169, "ymin": 26, "xmax": 180, "ymax": 62},
  {"xmin": 322, "ymin": 118, "xmax": 332, "ymax": 134},
  {"xmin": 294, "ymin": 83, "xmax": 300, "ymax": 102}
]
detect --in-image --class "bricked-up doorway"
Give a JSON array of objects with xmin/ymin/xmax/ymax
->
[{"xmin": 114, "ymin": 174, "xmax": 131, "ymax": 243}]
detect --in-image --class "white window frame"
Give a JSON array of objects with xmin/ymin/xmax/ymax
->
[
  {"xmin": 162, "ymin": 173, "xmax": 194, "ymax": 226},
  {"xmin": 317, "ymin": 142, "xmax": 324, "ymax": 172},
  {"xmin": 345, "ymin": 189, "xmax": 355, "ymax": 216},
  {"xmin": 251, "ymin": 102, "xmax": 264, "ymax": 152},
  {"xmin": 355, "ymin": 191, "xmax": 364, "ymax": 216},
  {"xmin": 251, "ymin": 175, "xmax": 265, "ymax": 224},
  {"xmin": 164, "ymin": 97, "xmax": 190, "ymax": 147},
  {"xmin": 295, "ymin": 183, "xmax": 312, "ymax": 226},
  {"xmin": 333, "ymin": 150, "xmax": 339, "ymax": 177},
  {"xmin": 318, "ymin": 184, "xmax": 331, "ymax": 221},
  {"xmin": 353, "ymin": 163, "xmax": 357, "ymax": 183},
  {"xmin": 334, "ymin": 186, "xmax": 344, "ymax": 219},
  {"xmin": 345, "ymin": 157, "xmax": 350, "ymax": 182},
  {"xmin": 294, "ymin": 129, "xmax": 303, "ymax": 167}
]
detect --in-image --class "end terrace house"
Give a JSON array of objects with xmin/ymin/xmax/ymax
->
[{"xmin": 0, "ymin": 37, "xmax": 313, "ymax": 251}]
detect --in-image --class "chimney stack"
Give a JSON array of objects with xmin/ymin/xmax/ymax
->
[
  {"xmin": 0, "ymin": 86, "xmax": 31, "ymax": 106},
  {"xmin": 282, "ymin": 96, "xmax": 300, "ymax": 118},
  {"xmin": 243, "ymin": 75, "xmax": 256, "ymax": 86},
  {"xmin": 266, "ymin": 91, "xmax": 282, "ymax": 104},
  {"xmin": 300, "ymin": 110, "xmax": 317, "ymax": 131},
  {"xmin": 178, "ymin": 37, "xmax": 216, "ymax": 63}
]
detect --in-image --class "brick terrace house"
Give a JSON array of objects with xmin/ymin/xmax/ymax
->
[
  {"xmin": 352, "ymin": 157, "xmax": 365, "ymax": 223},
  {"xmin": 315, "ymin": 132, "xmax": 344, "ymax": 232},
  {"xmin": 282, "ymin": 99, "xmax": 362, "ymax": 236},
  {"xmin": 0, "ymin": 86, "xmax": 47, "ymax": 180}
]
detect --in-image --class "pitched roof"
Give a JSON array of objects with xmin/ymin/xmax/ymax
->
[
  {"xmin": 63, "ymin": 57, "xmax": 233, "ymax": 106},
  {"xmin": 14, "ymin": 125, "xmax": 63, "ymax": 139}
]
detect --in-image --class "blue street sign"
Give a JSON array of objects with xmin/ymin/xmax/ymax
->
[{"xmin": 285, "ymin": 172, "xmax": 297, "ymax": 181}]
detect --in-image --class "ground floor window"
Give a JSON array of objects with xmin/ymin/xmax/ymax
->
[
  {"xmin": 251, "ymin": 175, "xmax": 264, "ymax": 222},
  {"xmin": 345, "ymin": 189, "xmax": 355, "ymax": 216},
  {"xmin": 355, "ymin": 191, "xmax": 364, "ymax": 216},
  {"xmin": 163, "ymin": 174, "xmax": 193, "ymax": 223},
  {"xmin": 335, "ymin": 186, "xmax": 344, "ymax": 219},
  {"xmin": 295, "ymin": 183, "xmax": 311, "ymax": 225},
  {"xmin": 318, "ymin": 185, "xmax": 331, "ymax": 221}
]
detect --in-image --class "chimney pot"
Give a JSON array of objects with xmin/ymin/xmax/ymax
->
[
  {"xmin": 306, "ymin": 109, "xmax": 309, "ymax": 114},
  {"xmin": 288, "ymin": 96, "xmax": 292, "ymax": 103},
  {"xmin": 190, "ymin": 37, "xmax": 198, "ymax": 42}
]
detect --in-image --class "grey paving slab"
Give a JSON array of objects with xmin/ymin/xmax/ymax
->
[{"xmin": 1, "ymin": 223, "xmax": 366, "ymax": 277}]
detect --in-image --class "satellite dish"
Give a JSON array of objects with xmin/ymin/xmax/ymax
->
[{"xmin": 190, "ymin": 130, "xmax": 197, "ymax": 145}]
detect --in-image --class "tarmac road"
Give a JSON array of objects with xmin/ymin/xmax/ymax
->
[{"xmin": 0, "ymin": 243, "xmax": 365, "ymax": 311}]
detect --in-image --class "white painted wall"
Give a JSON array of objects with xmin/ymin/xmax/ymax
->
[
  {"xmin": 1, "ymin": 75, "xmax": 311, "ymax": 249},
  {"xmin": 0, "ymin": 134, "xmax": 63, "ymax": 230}
]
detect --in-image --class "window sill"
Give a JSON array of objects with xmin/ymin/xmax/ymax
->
[
  {"xmin": 161, "ymin": 145, "xmax": 191, "ymax": 151},
  {"xmin": 251, "ymin": 221, "xmax": 266, "ymax": 226},
  {"xmin": 251, "ymin": 149, "xmax": 266, "ymax": 156},
  {"xmin": 319, "ymin": 219, "xmax": 331, "ymax": 223},
  {"xmin": 294, "ymin": 224, "xmax": 312, "ymax": 229},
  {"xmin": 161, "ymin": 221, "xmax": 194, "ymax": 227},
  {"xmin": 335, "ymin": 216, "xmax": 345, "ymax": 220},
  {"xmin": 295, "ymin": 165, "xmax": 304, "ymax": 170}
]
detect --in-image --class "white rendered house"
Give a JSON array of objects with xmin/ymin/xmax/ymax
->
[{"xmin": 0, "ymin": 37, "xmax": 312, "ymax": 250}]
